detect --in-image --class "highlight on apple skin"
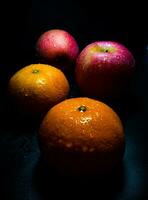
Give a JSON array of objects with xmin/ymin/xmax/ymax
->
[
  {"xmin": 75, "ymin": 41, "xmax": 135, "ymax": 99},
  {"xmin": 36, "ymin": 29, "xmax": 79, "ymax": 72}
]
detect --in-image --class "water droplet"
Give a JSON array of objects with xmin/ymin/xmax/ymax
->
[
  {"xmin": 37, "ymin": 79, "xmax": 45, "ymax": 85},
  {"xmin": 80, "ymin": 117, "xmax": 92, "ymax": 124}
]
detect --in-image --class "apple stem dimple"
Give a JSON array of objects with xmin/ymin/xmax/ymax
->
[
  {"xmin": 32, "ymin": 69, "xmax": 40, "ymax": 74},
  {"xmin": 102, "ymin": 48, "xmax": 109, "ymax": 53},
  {"xmin": 99, "ymin": 47, "xmax": 110, "ymax": 53},
  {"xmin": 78, "ymin": 105, "xmax": 87, "ymax": 112}
]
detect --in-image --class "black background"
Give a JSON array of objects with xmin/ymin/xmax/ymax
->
[{"xmin": 0, "ymin": 1, "xmax": 148, "ymax": 199}]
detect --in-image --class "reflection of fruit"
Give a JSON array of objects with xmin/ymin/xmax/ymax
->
[
  {"xmin": 75, "ymin": 41, "xmax": 135, "ymax": 99},
  {"xmin": 8, "ymin": 64, "xmax": 69, "ymax": 115},
  {"xmin": 36, "ymin": 29, "xmax": 79, "ymax": 71},
  {"xmin": 39, "ymin": 97, "xmax": 125, "ymax": 176}
]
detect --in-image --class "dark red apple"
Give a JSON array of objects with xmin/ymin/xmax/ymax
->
[
  {"xmin": 36, "ymin": 29, "xmax": 79, "ymax": 71},
  {"xmin": 75, "ymin": 41, "xmax": 135, "ymax": 99}
]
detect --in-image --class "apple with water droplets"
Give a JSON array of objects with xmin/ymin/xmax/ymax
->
[
  {"xmin": 36, "ymin": 29, "xmax": 79, "ymax": 72},
  {"xmin": 75, "ymin": 41, "xmax": 135, "ymax": 99}
]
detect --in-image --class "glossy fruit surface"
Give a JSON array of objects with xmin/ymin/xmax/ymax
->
[
  {"xmin": 75, "ymin": 41, "xmax": 135, "ymax": 99},
  {"xmin": 8, "ymin": 63, "xmax": 70, "ymax": 115},
  {"xmin": 36, "ymin": 29, "xmax": 79, "ymax": 71},
  {"xmin": 39, "ymin": 97, "xmax": 125, "ymax": 175}
]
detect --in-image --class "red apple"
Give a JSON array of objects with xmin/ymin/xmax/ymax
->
[
  {"xmin": 75, "ymin": 41, "xmax": 135, "ymax": 99},
  {"xmin": 36, "ymin": 29, "xmax": 79, "ymax": 71}
]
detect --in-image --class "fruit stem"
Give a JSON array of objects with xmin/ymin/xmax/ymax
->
[
  {"xmin": 32, "ymin": 69, "xmax": 40, "ymax": 74},
  {"xmin": 78, "ymin": 105, "xmax": 87, "ymax": 112},
  {"xmin": 100, "ymin": 48, "xmax": 109, "ymax": 53}
]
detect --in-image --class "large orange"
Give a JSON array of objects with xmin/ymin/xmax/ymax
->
[
  {"xmin": 39, "ymin": 97, "xmax": 125, "ymax": 176},
  {"xmin": 8, "ymin": 64, "xmax": 70, "ymax": 115}
]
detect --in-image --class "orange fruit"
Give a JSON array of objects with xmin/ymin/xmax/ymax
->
[
  {"xmin": 39, "ymin": 97, "xmax": 125, "ymax": 176},
  {"xmin": 8, "ymin": 64, "xmax": 70, "ymax": 115}
]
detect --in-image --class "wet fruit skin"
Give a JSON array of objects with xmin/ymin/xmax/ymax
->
[
  {"xmin": 75, "ymin": 41, "xmax": 135, "ymax": 99},
  {"xmin": 39, "ymin": 97, "xmax": 125, "ymax": 176},
  {"xmin": 36, "ymin": 29, "xmax": 79, "ymax": 71},
  {"xmin": 8, "ymin": 64, "xmax": 70, "ymax": 115}
]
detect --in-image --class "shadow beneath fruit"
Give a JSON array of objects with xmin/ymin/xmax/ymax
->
[
  {"xmin": 105, "ymin": 55, "xmax": 147, "ymax": 126},
  {"xmin": 33, "ymin": 157, "xmax": 125, "ymax": 200},
  {"xmin": 105, "ymin": 94, "xmax": 144, "ymax": 125}
]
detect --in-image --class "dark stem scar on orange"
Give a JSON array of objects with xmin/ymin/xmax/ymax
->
[
  {"xmin": 32, "ymin": 69, "xmax": 40, "ymax": 74},
  {"xmin": 78, "ymin": 105, "xmax": 87, "ymax": 112}
]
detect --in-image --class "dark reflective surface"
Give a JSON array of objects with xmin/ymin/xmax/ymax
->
[{"xmin": 0, "ymin": 1, "xmax": 148, "ymax": 199}]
